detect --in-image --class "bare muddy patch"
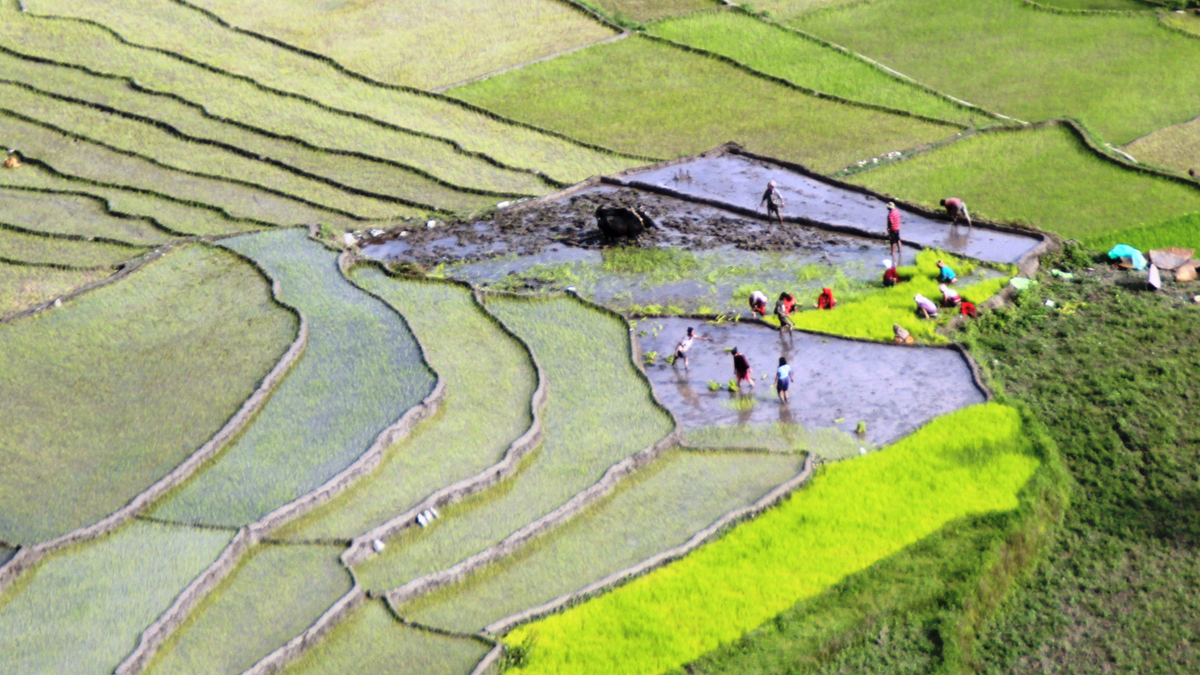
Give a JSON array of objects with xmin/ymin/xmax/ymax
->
[{"xmin": 637, "ymin": 318, "xmax": 987, "ymax": 445}]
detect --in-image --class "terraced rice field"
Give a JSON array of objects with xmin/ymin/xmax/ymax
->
[
  {"xmin": 1124, "ymin": 115, "xmax": 1200, "ymax": 176},
  {"xmin": 0, "ymin": 187, "xmax": 171, "ymax": 245},
  {"xmin": 591, "ymin": 0, "xmax": 720, "ymax": 22},
  {"xmin": 150, "ymin": 230, "xmax": 436, "ymax": 526},
  {"xmin": 188, "ymin": 0, "xmax": 618, "ymax": 90},
  {"xmin": 451, "ymin": 35, "xmax": 959, "ymax": 173},
  {"xmin": 354, "ymin": 294, "xmax": 675, "ymax": 590},
  {"xmin": 848, "ymin": 125, "xmax": 1200, "ymax": 241},
  {"xmin": 0, "ymin": 521, "xmax": 233, "ymax": 675},
  {"xmin": 0, "ymin": 227, "xmax": 146, "ymax": 268},
  {"xmin": 0, "ymin": 261, "xmax": 111, "ymax": 316},
  {"xmin": 275, "ymin": 273, "xmax": 538, "ymax": 541},
  {"xmin": 791, "ymin": 0, "xmax": 1200, "ymax": 144},
  {"xmin": 0, "ymin": 245, "xmax": 297, "ymax": 543}
]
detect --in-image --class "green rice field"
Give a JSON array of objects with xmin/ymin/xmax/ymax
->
[
  {"xmin": 591, "ymin": 0, "xmax": 720, "ymax": 23},
  {"xmin": 1124, "ymin": 115, "xmax": 1200, "ymax": 176},
  {"xmin": 0, "ymin": 262, "xmax": 111, "ymax": 316},
  {"xmin": 0, "ymin": 187, "xmax": 171, "ymax": 245},
  {"xmin": 0, "ymin": 227, "xmax": 146, "ymax": 268},
  {"xmin": 0, "ymin": 245, "xmax": 296, "ymax": 543}
]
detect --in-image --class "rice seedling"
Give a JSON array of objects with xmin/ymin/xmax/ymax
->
[
  {"xmin": 144, "ymin": 543, "xmax": 352, "ymax": 675},
  {"xmin": 643, "ymin": 350, "xmax": 659, "ymax": 366},
  {"xmin": 707, "ymin": 380, "xmax": 722, "ymax": 391},
  {"xmin": 649, "ymin": 10, "xmax": 984, "ymax": 125},
  {"xmin": 451, "ymin": 36, "xmax": 958, "ymax": 173},
  {"xmin": 601, "ymin": 246, "xmax": 700, "ymax": 281},
  {"xmin": 274, "ymin": 274, "xmax": 537, "ymax": 541},
  {"xmin": 850, "ymin": 125, "xmax": 1200, "ymax": 241},
  {"xmin": 0, "ymin": 245, "xmax": 296, "ymax": 543},
  {"xmin": 0, "ymin": 82, "xmax": 416, "ymax": 221},
  {"xmin": 792, "ymin": 0, "xmax": 1200, "ymax": 144},
  {"xmin": 18, "ymin": 0, "xmax": 642, "ymax": 183},
  {"xmin": 150, "ymin": 230, "xmax": 436, "ymax": 527},
  {"xmin": 0, "ymin": 187, "xmax": 171, "ymax": 246},
  {"xmin": 1123, "ymin": 115, "xmax": 1200, "ymax": 176},
  {"xmin": 187, "ymin": 0, "xmax": 616, "ymax": 90},
  {"xmin": 502, "ymin": 403, "xmax": 1040, "ymax": 675},
  {"xmin": 0, "ymin": 227, "xmax": 147, "ymax": 268},
  {"xmin": 1082, "ymin": 211, "xmax": 1200, "ymax": 252},
  {"xmin": 282, "ymin": 601, "xmax": 490, "ymax": 675},
  {"xmin": 353, "ymin": 294, "xmax": 674, "ymax": 591},
  {"xmin": 0, "ymin": 261, "xmax": 110, "ymax": 316},
  {"xmin": 0, "ymin": 521, "xmax": 233, "ymax": 675},
  {"xmin": 397, "ymin": 449, "xmax": 802, "ymax": 633}
]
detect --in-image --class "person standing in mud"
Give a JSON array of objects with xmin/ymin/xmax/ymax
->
[
  {"xmin": 886, "ymin": 202, "xmax": 903, "ymax": 264},
  {"xmin": 775, "ymin": 357, "xmax": 791, "ymax": 403},
  {"xmin": 940, "ymin": 198, "xmax": 972, "ymax": 228},
  {"xmin": 672, "ymin": 326, "xmax": 710, "ymax": 370},
  {"xmin": 760, "ymin": 180, "xmax": 785, "ymax": 226},
  {"xmin": 732, "ymin": 347, "xmax": 754, "ymax": 391},
  {"xmin": 774, "ymin": 292, "xmax": 795, "ymax": 335}
]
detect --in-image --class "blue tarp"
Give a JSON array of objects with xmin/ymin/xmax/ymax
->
[{"xmin": 1108, "ymin": 244, "xmax": 1148, "ymax": 271}]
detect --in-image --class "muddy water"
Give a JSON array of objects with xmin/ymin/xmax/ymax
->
[
  {"xmin": 622, "ymin": 154, "xmax": 1041, "ymax": 265},
  {"xmin": 639, "ymin": 318, "xmax": 986, "ymax": 446}
]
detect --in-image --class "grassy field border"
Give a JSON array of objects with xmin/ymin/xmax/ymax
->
[{"xmin": 1021, "ymin": 0, "xmax": 1155, "ymax": 15}]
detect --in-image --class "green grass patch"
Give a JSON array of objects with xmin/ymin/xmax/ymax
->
[
  {"xmin": 145, "ymin": 543, "xmax": 352, "ymax": 675},
  {"xmin": 586, "ymin": 0, "xmax": 720, "ymax": 23},
  {"xmin": 150, "ymin": 230, "xmax": 436, "ymax": 526},
  {"xmin": 0, "ymin": 521, "xmax": 232, "ymax": 675},
  {"xmin": 0, "ymin": 227, "xmax": 146, "ymax": 268},
  {"xmin": 451, "ymin": 35, "xmax": 958, "ymax": 173},
  {"xmin": 682, "ymin": 423, "xmax": 863, "ymax": 460},
  {"xmin": 0, "ymin": 186, "xmax": 171, "ymax": 245},
  {"xmin": 785, "ymin": 249, "xmax": 1010, "ymax": 342},
  {"xmin": 849, "ymin": 125, "xmax": 1200, "ymax": 241},
  {"xmin": 649, "ymin": 9, "xmax": 983, "ymax": 125},
  {"xmin": 601, "ymin": 246, "xmax": 700, "ymax": 280},
  {"xmin": 188, "ymin": 0, "xmax": 616, "ymax": 90},
  {"xmin": 0, "ymin": 13, "xmax": 553, "ymax": 198},
  {"xmin": 282, "ymin": 600, "xmax": 490, "ymax": 675},
  {"xmin": 504, "ymin": 403, "xmax": 1040, "ymax": 675},
  {"xmin": 398, "ymin": 449, "xmax": 803, "ymax": 632},
  {"xmin": 276, "ymin": 274, "xmax": 537, "ymax": 541},
  {"xmin": 738, "ymin": 0, "xmax": 868, "ymax": 22},
  {"xmin": 0, "ymin": 261, "xmax": 110, "ymax": 316},
  {"xmin": 0, "ymin": 81, "xmax": 415, "ymax": 221},
  {"xmin": 791, "ymin": 0, "xmax": 1200, "ymax": 144},
  {"xmin": 1081, "ymin": 210, "xmax": 1200, "ymax": 252},
  {"xmin": 16, "ymin": 0, "xmax": 642, "ymax": 184},
  {"xmin": 1124, "ymin": 114, "xmax": 1200, "ymax": 176},
  {"xmin": 0, "ymin": 244, "xmax": 296, "ymax": 543},
  {"xmin": 354, "ymin": 294, "xmax": 674, "ymax": 591}
]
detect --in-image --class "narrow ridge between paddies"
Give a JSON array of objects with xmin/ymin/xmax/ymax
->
[
  {"xmin": 503, "ymin": 403, "xmax": 1040, "ymax": 675},
  {"xmin": 274, "ymin": 275, "xmax": 538, "ymax": 542},
  {"xmin": 0, "ymin": 226, "xmax": 147, "ymax": 269},
  {"xmin": 17, "ymin": 0, "xmax": 644, "ymax": 184},
  {"xmin": 150, "ymin": 230, "xmax": 436, "ymax": 527},
  {"xmin": 353, "ymin": 294, "xmax": 675, "ymax": 591},
  {"xmin": 0, "ymin": 186, "xmax": 172, "ymax": 246}
]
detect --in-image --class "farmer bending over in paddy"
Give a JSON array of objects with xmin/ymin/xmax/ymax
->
[
  {"xmin": 814, "ymin": 287, "xmax": 837, "ymax": 310},
  {"xmin": 760, "ymin": 180, "xmax": 785, "ymax": 226},
  {"xmin": 940, "ymin": 198, "xmax": 972, "ymax": 228},
  {"xmin": 672, "ymin": 326, "xmax": 710, "ymax": 370},
  {"xmin": 915, "ymin": 293, "xmax": 939, "ymax": 319},
  {"xmin": 748, "ymin": 290, "xmax": 768, "ymax": 318},
  {"xmin": 774, "ymin": 292, "xmax": 795, "ymax": 333},
  {"xmin": 882, "ymin": 259, "xmax": 899, "ymax": 287},
  {"xmin": 775, "ymin": 357, "xmax": 791, "ymax": 403},
  {"xmin": 940, "ymin": 283, "xmax": 962, "ymax": 307},
  {"xmin": 893, "ymin": 323, "xmax": 914, "ymax": 344},
  {"xmin": 886, "ymin": 202, "xmax": 902, "ymax": 264},
  {"xmin": 936, "ymin": 260, "xmax": 957, "ymax": 284},
  {"xmin": 732, "ymin": 347, "xmax": 754, "ymax": 391}
]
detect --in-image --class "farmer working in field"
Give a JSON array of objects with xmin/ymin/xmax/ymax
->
[
  {"xmin": 775, "ymin": 357, "xmax": 791, "ymax": 403},
  {"xmin": 939, "ymin": 283, "xmax": 962, "ymax": 307},
  {"xmin": 672, "ymin": 326, "xmax": 710, "ymax": 370},
  {"xmin": 914, "ymin": 293, "xmax": 939, "ymax": 319},
  {"xmin": 732, "ymin": 347, "xmax": 754, "ymax": 391},
  {"xmin": 936, "ymin": 260, "xmax": 957, "ymax": 284},
  {"xmin": 893, "ymin": 323, "xmax": 914, "ymax": 344},
  {"xmin": 748, "ymin": 290, "xmax": 768, "ymax": 318},
  {"xmin": 774, "ymin": 292, "xmax": 795, "ymax": 334},
  {"xmin": 882, "ymin": 259, "xmax": 899, "ymax": 287},
  {"xmin": 760, "ymin": 180, "xmax": 785, "ymax": 226},
  {"xmin": 814, "ymin": 287, "xmax": 837, "ymax": 310},
  {"xmin": 886, "ymin": 202, "xmax": 902, "ymax": 263},
  {"xmin": 940, "ymin": 198, "xmax": 972, "ymax": 228}
]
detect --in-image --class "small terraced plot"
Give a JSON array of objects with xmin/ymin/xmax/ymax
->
[
  {"xmin": 151, "ymin": 230, "xmax": 435, "ymax": 526},
  {"xmin": 276, "ymin": 273, "xmax": 538, "ymax": 541},
  {"xmin": 0, "ymin": 521, "xmax": 233, "ymax": 675},
  {"xmin": 189, "ymin": 0, "xmax": 617, "ymax": 90},
  {"xmin": 145, "ymin": 544, "xmax": 352, "ymax": 675},
  {"xmin": 0, "ymin": 244, "xmax": 297, "ymax": 543},
  {"xmin": 638, "ymin": 317, "xmax": 986, "ymax": 445},
  {"xmin": 397, "ymin": 448, "xmax": 804, "ymax": 634},
  {"xmin": 0, "ymin": 227, "xmax": 146, "ymax": 268},
  {"xmin": 1124, "ymin": 115, "xmax": 1200, "ymax": 176},
  {"xmin": 451, "ymin": 35, "xmax": 958, "ymax": 173},
  {"xmin": 0, "ymin": 260, "xmax": 110, "ymax": 317},
  {"xmin": 592, "ymin": 0, "xmax": 718, "ymax": 22},
  {"xmin": 354, "ymin": 294, "xmax": 675, "ymax": 590},
  {"xmin": 0, "ymin": 187, "xmax": 170, "ymax": 245}
]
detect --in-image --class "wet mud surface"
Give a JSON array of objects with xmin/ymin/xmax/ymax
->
[
  {"xmin": 638, "ymin": 318, "xmax": 987, "ymax": 445},
  {"xmin": 619, "ymin": 154, "xmax": 1041, "ymax": 265}
]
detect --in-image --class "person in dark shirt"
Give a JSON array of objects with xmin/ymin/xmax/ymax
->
[
  {"xmin": 760, "ymin": 181, "xmax": 785, "ymax": 226},
  {"xmin": 732, "ymin": 347, "xmax": 754, "ymax": 391}
]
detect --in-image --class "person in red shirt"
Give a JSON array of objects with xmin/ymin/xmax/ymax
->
[
  {"xmin": 940, "ymin": 198, "xmax": 972, "ymax": 228},
  {"xmin": 886, "ymin": 202, "xmax": 902, "ymax": 263},
  {"xmin": 961, "ymin": 301, "xmax": 978, "ymax": 318},
  {"xmin": 731, "ymin": 347, "xmax": 754, "ymax": 391},
  {"xmin": 748, "ymin": 290, "xmax": 768, "ymax": 318},
  {"xmin": 815, "ymin": 287, "xmax": 836, "ymax": 310},
  {"xmin": 774, "ymin": 292, "xmax": 795, "ymax": 334},
  {"xmin": 882, "ymin": 259, "xmax": 899, "ymax": 287}
]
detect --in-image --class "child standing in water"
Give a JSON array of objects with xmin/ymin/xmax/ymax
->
[
  {"xmin": 672, "ymin": 327, "xmax": 710, "ymax": 370},
  {"xmin": 775, "ymin": 357, "xmax": 791, "ymax": 403},
  {"xmin": 732, "ymin": 347, "xmax": 754, "ymax": 391}
]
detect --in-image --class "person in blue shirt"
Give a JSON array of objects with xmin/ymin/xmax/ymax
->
[
  {"xmin": 936, "ymin": 260, "xmax": 957, "ymax": 284},
  {"xmin": 775, "ymin": 356, "xmax": 791, "ymax": 403}
]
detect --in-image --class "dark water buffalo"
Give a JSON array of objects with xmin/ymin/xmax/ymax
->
[{"xmin": 596, "ymin": 206, "xmax": 655, "ymax": 239}]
